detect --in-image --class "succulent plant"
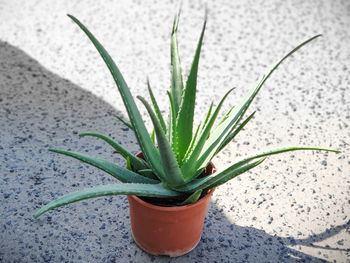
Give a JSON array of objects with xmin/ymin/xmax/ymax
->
[{"xmin": 34, "ymin": 13, "xmax": 339, "ymax": 218}]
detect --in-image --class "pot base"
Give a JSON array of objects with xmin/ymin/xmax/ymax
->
[
  {"xmin": 132, "ymin": 232, "xmax": 201, "ymax": 257},
  {"xmin": 128, "ymin": 189, "xmax": 214, "ymax": 258}
]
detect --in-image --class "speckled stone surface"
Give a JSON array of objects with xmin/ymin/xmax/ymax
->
[{"xmin": 0, "ymin": 0, "xmax": 349, "ymax": 262}]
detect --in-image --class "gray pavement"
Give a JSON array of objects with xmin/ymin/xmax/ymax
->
[{"xmin": 0, "ymin": 0, "xmax": 349, "ymax": 262}]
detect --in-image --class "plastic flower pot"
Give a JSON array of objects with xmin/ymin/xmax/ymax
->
[{"xmin": 127, "ymin": 154, "xmax": 216, "ymax": 257}]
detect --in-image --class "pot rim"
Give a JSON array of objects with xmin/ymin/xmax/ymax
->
[{"xmin": 128, "ymin": 188, "xmax": 215, "ymax": 212}]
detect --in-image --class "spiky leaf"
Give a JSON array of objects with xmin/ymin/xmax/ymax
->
[
  {"xmin": 151, "ymin": 128, "xmax": 156, "ymax": 145},
  {"xmin": 138, "ymin": 96, "xmax": 185, "ymax": 187},
  {"xmin": 175, "ymin": 15, "xmax": 207, "ymax": 161},
  {"xmin": 170, "ymin": 12, "xmax": 184, "ymax": 114},
  {"xmin": 191, "ymin": 35, "xmax": 323, "ymax": 175},
  {"xmin": 126, "ymin": 156, "xmax": 132, "ymax": 170},
  {"xmin": 48, "ymin": 149, "xmax": 158, "ymax": 184},
  {"xmin": 201, "ymin": 103, "xmax": 214, "ymax": 132},
  {"xmin": 167, "ymin": 91, "xmax": 177, "ymax": 149},
  {"xmin": 147, "ymin": 79, "xmax": 167, "ymax": 133},
  {"xmin": 67, "ymin": 15, "xmax": 165, "ymax": 180},
  {"xmin": 34, "ymin": 183, "xmax": 180, "ymax": 218},
  {"xmin": 183, "ymin": 122, "xmax": 202, "ymax": 162},
  {"xmin": 216, "ymin": 111, "xmax": 256, "ymax": 154},
  {"xmin": 180, "ymin": 189, "xmax": 202, "ymax": 205},
  {"xmin": 179, "ymin": 146, "xmax": 340, "ymax": 192},
  {"xmin": 177, "ymin": 158, "xmax": 266, "ymax": 192},
  {"xmin": 79, "ymin": 133, "xmax": 148, "ymax": 171},
  {"xmin": 115, "ymin": 115, "xmax": 134, "ymax": 130},
  {"xmin": 138, "ymin": 169, "xmax": 156, "ymax": 178},
  {"xmin": 181, "ymin": 88, "xmax": 234, "ymax": 180}
]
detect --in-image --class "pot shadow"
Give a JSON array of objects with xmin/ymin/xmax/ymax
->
[{"xmin": 0, "ymin": 41, "xmax": 348, "ymax": 263}]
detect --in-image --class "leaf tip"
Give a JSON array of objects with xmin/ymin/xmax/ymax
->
[
  {"xmin": 48, "ymin": 148, "xmax": 61, "ymax": 154},
  {"xmin": 136, "ymin": 95, "xmax": 144, "ymax": 102},
  {"xmin": 172, "ymin": 14, "xmax": 180, "ymax": 35},
  {"xmin": 34, "ymin": 209, "xmax": 43, "ymax": 219},
  {"xmin": 67, "ymin": 14, "xmax": 75, "ymax": 20},
  {"xmin": 254, "ymin": 157, "xmax": 267, "ymax": 167}
]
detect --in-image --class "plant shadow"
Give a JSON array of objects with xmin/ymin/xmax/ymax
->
[{"xmin": 0, "ymin": 41, "xmax": 348, "ymax": 263}]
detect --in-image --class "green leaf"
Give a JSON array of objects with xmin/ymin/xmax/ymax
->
[
  {"xmin": 208, "ymin": 146, "xmax": 340, "ymax": 189},
  {"xmin": 180, "ymin": 103, "xmax": 214, "ymax": 164},
  {"xmin": 235, "ymin": 146, "xmax": 340, "ymax": 164},
  {"xmin": 177, "ymin": 158, "xmax": 266, "ymax": 192},
  {"xmin": 126, "ymin": 156, "xmax": 132, "ymax": 170},
  {"xmin": 215, "ymin": 106, "xmax": 234, "ymax": 129},
  {"xmin": 181, "ymin": 88, "xmax": 234, "ymax": 180},
  {"xmin": 198, "ymin": 88, "xmax": 234, "ymax": 139},
  {"xmin": 192, "ymin": 76, "xmax": 264, "ymax": 175},
  {"xmin": 115, "ymin": 115, "xmax": 134, "ymax": 130},
  {"xmin": 175, "ymin": 14, "xmax": 207, "ymax": 161},
  {"xmin": 182, "ymin": 122, "xmax": 202, "ymax": 162},
  {"xmin": 204, "ymin": 158, "xmax": 266, "ymax": 190},
  {"xmin": 48, "ymin": 149, "xmax": 158, "ymax": 184},
  {"xmin": 215, "ymin": 111, "xmax": 256, "ymax": 154},
  {"xmin": 178, "ymin": 145, "xmax": 340, "ymax": 192},
  {"xmin": 138, "ymin": 96, "xmax": 185, "ymax": 187},
  {"xmin": 180, "ymin": 189, "xmax": 202, "ymax": 205},
  {"xmin": 147, "ymin": 79, "xmax": 167, "ymax": 133},
  {"xmin": 151, "ymin": 128, "xmax": 156, "ymax": 145},
  {"xmin": 201, "ymin": 103, "xmax": 213, "ymax": 132},
  {"xmin": 79, "ymin": 133, "xmax": 148, "ymax": 171},
  {"xmin": 167, "ymin": 91, "xmax": 177, "ymax": 151},
  {"xmin": 193, "ymin": 35, "xmax": 323, "ymax": 174},
  {"xmin": 138, "ymin": 169, "xmax": 156, "ymax": 178},
  {"xmin": 34, "ymin": 183, "xmax": 180, "ymax": 218},
  {"xmin": 67, "ymin": 15, "xmax": 165, "ymax": 181},
  {"xmin": 170, "ymin": 12, "xmax": 184, "ymax": 114}
]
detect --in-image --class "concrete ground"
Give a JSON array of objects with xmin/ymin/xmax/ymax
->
[{"xmin": 0, "ymin": 0, "xmax": 349, "ymax": 262}]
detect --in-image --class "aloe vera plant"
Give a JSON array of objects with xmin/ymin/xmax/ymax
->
[{"xmin": 34, "ymin": 13, "xmax": 339, "ymax": 219}]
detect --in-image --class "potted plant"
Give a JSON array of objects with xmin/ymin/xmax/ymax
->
[{"xmin": 34, "ymin": 12, "xmax": 339, "ymax": 257}]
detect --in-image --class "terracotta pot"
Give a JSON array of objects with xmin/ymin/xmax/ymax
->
[{"xmin": 127, "ymin": 153, "xmax": 216, "ymax": 257}]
